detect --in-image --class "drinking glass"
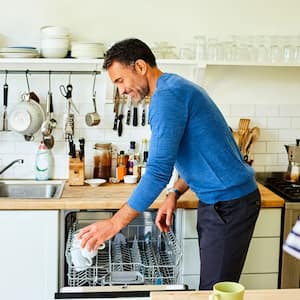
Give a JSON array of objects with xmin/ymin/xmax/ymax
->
[
  {"xmin": 282, "ymin": 36, "xmax": 295, "ymax": 63},
  {"xmin": 256, "ymin": 35, "xmax": 269, "ymax": 63},
  {"xmin": 222, "ymin": 39, "xmax": 233, "ymax": 62},
  {"xmin": 294, "ymin": 35, "xmax": 300, "ymax": 63},
  {"xmin": 194, "ymin": 35, "xmax": 206, "ymax": 61},
  {"xmin": 207, "ymin": 38, "xmax": 218, "ymax": 61},
  {"xmin": 270, "ymin": 35, "xmax": 282, "ymax": 63}
]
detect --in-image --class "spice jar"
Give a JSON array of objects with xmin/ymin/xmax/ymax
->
[{"xmin": 93, "ymin": 143, "xmax": 112, "ymax": 180}]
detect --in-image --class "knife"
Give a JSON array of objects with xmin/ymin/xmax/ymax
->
[
  {"xmin": 113, "ymin": 87, "xmax": 120, "ymax": 130},
  {"xmin": 68, "ymin": 136, "xmax": 74, "ymax": 156},
  {"xmin": 2, "ymin": 72, "xmax": 8, "ymax": 131},
  {"xmin": 79, "ymin": 138, "xmax": 85, "ymax": 161},
  {"xmin": 126, "ymin": 96, "xmax": 132, "ymax": 125},
  {"xmin": 133, "ymin": 101, "xmax": 138, "ymax": 127},
  {"xmin": 117, "ymin": 96, "xmax": 125, "ymax": 136},
  {"xmin": 72, "ymin": 143, "xmax": 76, "ymax": 158},
  {"xmin": 141, "ymin": 98, "xmax": 146, "ymax": 126}
]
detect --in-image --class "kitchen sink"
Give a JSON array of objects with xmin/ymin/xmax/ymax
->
[{"xmin": 0, "ymin": 180, "xmax": 65, "ymax": 199}]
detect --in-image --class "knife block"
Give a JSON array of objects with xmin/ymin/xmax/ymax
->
[{"xmin": 69, "ymin": 153, "xmax": 85, "ymax": 186}]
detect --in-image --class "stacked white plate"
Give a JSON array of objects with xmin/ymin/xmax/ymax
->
[
  {"xmin": 71, "ymin": 42, "xmax": 104, "ymax": 59},
  {"xmin": 40, "ymin": 25, "xmax": 70, "ymax": 58},
  {"xmin": 0, "ymin": 47, "xmax": 39, "ymax": 58}
]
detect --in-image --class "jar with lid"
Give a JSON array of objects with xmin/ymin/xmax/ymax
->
[{"xmin": 93, "ymin": 143, "xmax": 112, "ymax": 180}]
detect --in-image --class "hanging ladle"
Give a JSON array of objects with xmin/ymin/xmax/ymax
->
[
  {"xmin": 42, "ymin": 71, "xmax": 54, "ymax": 149},
  {"xmin": 85, "ymin": 72, "xmax": 100, "ymax": 126},
  {"xmin": 49, "ymin": 92, "xmax": 57, "ymax": 129}
]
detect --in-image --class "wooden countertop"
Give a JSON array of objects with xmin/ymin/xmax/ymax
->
[
  {"xmin": 0, "ymin": 182, "xmax": 284, "ymax": 210},
  {"xmin": 150, "ymin": 289, "xmax": 300, "ymax": 300}
]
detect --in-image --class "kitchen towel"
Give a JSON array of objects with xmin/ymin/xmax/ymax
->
[{"xmin": 283, "ymin": 215, "xmax": 300, "ymax": 260}]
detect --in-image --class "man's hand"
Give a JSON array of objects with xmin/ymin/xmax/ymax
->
[
  {"xmin": 77, "ymin": 203, "xmax": 139, "ymax": 251},
  {"xmin": 155, "ymin": 194, "xmax": 177, "ymax": 232},
  {"xmin": 77, "ymin": 218, "xmax": 117, "ymax": 251}
]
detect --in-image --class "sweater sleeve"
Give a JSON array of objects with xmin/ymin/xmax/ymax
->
[{"xmin": 127, "ymin": 89, "xmax": 188, "ymax": 211}]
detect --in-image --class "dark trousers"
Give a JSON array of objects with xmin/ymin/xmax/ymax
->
[{"xmin": 197, "ymin": 188, "xmax": 261, "ymax": 290}]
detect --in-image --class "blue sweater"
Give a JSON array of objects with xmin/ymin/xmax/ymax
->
[{"xmin": 128, "ymin": 73, "xmax": 257, "ymax": 212}]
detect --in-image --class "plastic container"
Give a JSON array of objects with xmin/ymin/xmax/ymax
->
[
  {"xmin": 35, "ymin": 141, "xmax": 54, "ymax": 180},
  {"xmin": 93, "ymin": 143, "xmax": 112, "ymax": 180}
]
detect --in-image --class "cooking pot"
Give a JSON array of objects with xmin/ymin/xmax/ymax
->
[
  {"xmin": 9, "ymin": 92, "xmax": 45, "ymax": 140},
  {"xmin": 285, "ymin": 139, "xmax": 300, "ymax": 163},
  {"xmin": 285, "ymin": 139, "xmax": 300, "ymax": 182}
]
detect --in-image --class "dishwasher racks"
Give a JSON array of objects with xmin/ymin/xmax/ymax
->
[{"xmin": 65, "ymin": 222, "xmax": 182, "ymax": 286}]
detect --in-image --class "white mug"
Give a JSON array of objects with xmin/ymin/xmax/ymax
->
[
  {"xmin": 70, "ymin": 232, "xmax": 98, "ymax": 271},
  {"xmin": 70, "ymin": 247, "xmax": 93, "ymax": 272}
]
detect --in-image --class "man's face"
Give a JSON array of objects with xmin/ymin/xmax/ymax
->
[{"xmin": 107, "ymin": 61, "xmax": 149, "ymax": 102}]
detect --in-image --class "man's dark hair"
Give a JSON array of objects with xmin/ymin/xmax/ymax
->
[{"xmin": 103, "ymin": 38, "xmax": 157, "ymax": 70}]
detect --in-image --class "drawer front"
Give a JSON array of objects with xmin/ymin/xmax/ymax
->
[
  {"xmin": 182, "ymin": 275, "xmax": 199, "ymax": 290},
  {"xmin": 240, "ymin": 273, "xmax": 278, "ymax": 289},
  {"xmin": 181, "ymin": 208, "xmax": 282, "ymax": 239},
  {"xmin": 252, "ymin": 208, "xmax": 281, "ymax": 237},
  {"xmin": 242, "ymin": 237, "xmax": 280, "ymax": 273},
  {"xmin": 182, "ymin": 239, "xmax": 200, "ymax": 275},
  {"xmin": 182, "ymin": 209, "xmax": 198, "ymax": 238}
]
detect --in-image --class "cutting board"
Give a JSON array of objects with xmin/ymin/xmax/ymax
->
[{"xmin": 151, "ymin": 289, "xmax": 300, "ymax": 300}]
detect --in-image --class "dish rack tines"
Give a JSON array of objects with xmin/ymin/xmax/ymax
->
[{"xmin": 65, "ymin": 223, "xmax": 182, "ymax": 286}]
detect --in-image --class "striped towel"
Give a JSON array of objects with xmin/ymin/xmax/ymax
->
[{"xmin": 283, "ymin": 215, "xmax": 300, "ymax": 260}]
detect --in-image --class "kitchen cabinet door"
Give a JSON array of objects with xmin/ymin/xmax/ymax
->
[{"xmin": 0, "ymin": 210, "xmax": 59, "ymax": 300}]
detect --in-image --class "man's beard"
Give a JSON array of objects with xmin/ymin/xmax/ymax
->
[{"xmin": 135, "ymin": 85, "xmax": 149, "ymax": 102}]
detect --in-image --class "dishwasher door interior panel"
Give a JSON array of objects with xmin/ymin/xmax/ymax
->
[{"xmin": 57, "ymin": 210, "xmax": 185, "ymax": 298}]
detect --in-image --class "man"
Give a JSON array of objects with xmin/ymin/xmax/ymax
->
[{"xmin": 78, "ymin": 38, "xmax": 261, "ymax": 289}]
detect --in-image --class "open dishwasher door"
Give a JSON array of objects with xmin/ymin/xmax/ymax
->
[{"xmin": 55, "ymin": 210, "xmax": 187, "ymax": 299}]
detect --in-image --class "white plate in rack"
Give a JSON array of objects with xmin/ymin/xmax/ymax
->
[{"xmin": 0, "ymin": 52, "xmax": 39, "ymax": 58}]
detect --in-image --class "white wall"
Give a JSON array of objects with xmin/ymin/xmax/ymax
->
[
  {"xmin": 1, "ymin": 0, "xmax": 300, "ymax": 47},
  {"xmin": 1, "ymin": 1, "xmax": 300, "ymax": 178}
]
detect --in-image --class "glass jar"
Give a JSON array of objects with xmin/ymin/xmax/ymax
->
[{"xmin": 93, "ymin": 143, "xmax": 112, "ymax": 180}]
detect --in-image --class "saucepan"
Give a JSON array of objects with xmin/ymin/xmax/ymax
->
[{"xmin": 85, "ymin": 73, "xmax": 100, "ymax": 126}]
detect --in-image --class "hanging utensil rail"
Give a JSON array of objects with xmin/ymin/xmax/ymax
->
[{"xmin": 0, "ymin": 70, "xmax": 101, "ymax": 75}]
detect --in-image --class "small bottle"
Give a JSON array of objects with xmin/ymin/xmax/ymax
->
[
  {"xmin": 127, "ymin": 141, "xmax": 137, "ymax": 175},
  {"xmin": 35, "ymin": 141, "xmax": 54, "ymax": 180},
  {"xmin": 141, "ymin": 151, "xmax": 148, "ymax": 177},
  {"xmin": 116, "ymin": 151, "xmax": 126, "ymax": 181},
  {"xmin": 140, "ymin": 138, "xmax": 148, "ymax": 164}
]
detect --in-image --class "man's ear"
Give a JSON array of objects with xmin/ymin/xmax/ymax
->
[{"xmin": 134, "ymin": 59, "xmax": 147, "ymax": 75}]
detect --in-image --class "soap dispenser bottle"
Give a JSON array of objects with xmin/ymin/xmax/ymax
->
[{"xmin": 35, "ymin": 141, "xmax": 54, "ymax": 180}]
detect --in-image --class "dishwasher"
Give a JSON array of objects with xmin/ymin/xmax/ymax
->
[{"xmin": 55, "ymin": 210, "xmax": 187, "ymax": 299}]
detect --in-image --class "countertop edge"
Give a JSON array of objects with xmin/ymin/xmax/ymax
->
[{"xmin": 0, "ymin": 182, "xmax": 284, "ymax": 210}]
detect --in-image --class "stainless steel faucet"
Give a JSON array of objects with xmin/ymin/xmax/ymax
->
[{"xmin": 0, "ymin": 159, "xmax": 24, "ymax": 175}]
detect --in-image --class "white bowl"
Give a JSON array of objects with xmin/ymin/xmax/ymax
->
[
  {"xmin": 41, "ymin": 38, "xmax": 69, "ymax": 49},
  {"xmin": 40, "ymin": 25, "xmax": 69, "ymax": 38},
  {"xmin": 40, "ymin": 47, "xmax": 68, "ymax": 58},
  {"xmin": 124, "ymin": 175, "xmax": 138, "ymax": 184},
  {"xmin": 85, "ymin": 178, "xmax": 106, "ymax": 187},
  {"xmin": 71, "ymin": 42, "xmax": 104, "ymax": 58}
]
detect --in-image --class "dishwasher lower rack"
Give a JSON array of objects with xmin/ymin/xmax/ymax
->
[{"xmin": 65, "ymin": 223, "xmax": 182, "ymax": 287}]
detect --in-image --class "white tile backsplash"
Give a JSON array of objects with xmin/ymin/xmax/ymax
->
[
  {"xmin": 253, "ymin": 141, "xmax": 267, "ymax": 154},
  {"xmin": 230, "ymin": 104, "xmax": 256, "ymax": 117},
  {"xmin": 291, "ymin": 117, "xmax": 300, "ymax": 128},
  {"xmin": 1, "ymin": 65, "xmax": 299, "ymax": 178},
  {"xmin": 255, "ymin": 104, "xmax": 279, "ymax": 117},
  {"xmin": 279, "ymin": 104, "xmax": 300, "ymax": 116},
  {"xmin": 267, "ymin": 117, "xmax": 291, "ymax": 129}
]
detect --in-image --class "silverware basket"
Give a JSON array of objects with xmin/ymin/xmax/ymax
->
[{"xmin": 65, "ymin": 220, "xmax": 182, "ymax": 287}]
